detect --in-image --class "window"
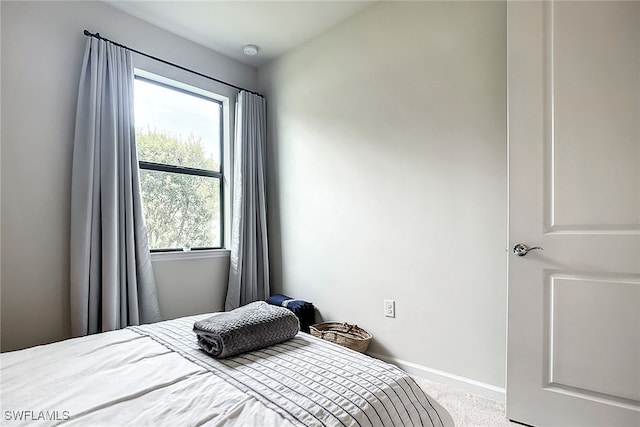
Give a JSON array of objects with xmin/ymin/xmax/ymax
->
[{"xmin": 133, "ymin": 76, "xmax": 224, "ymax": 251}]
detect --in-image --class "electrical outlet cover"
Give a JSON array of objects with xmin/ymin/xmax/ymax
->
[{"xmin": 384, "ymin": 300, "xmax": 395, "ymax": 318}]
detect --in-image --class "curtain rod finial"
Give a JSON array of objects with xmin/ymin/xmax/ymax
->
[{"xmin": 83, "ymin": 30, "xmax": 102, "ymax": 39}]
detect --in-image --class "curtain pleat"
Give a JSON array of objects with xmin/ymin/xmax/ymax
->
[
  {"xmin": 70, "ymin": 38, "xmax": 161, "ymax": 337},
  {"xmin": 225, "ymin": 91, "xmax": 269, "ymax": 310}
]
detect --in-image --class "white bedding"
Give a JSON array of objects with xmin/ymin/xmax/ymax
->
[{"xmin": 1, "ymin": 314, "xmax": 453, "ymax": 427}]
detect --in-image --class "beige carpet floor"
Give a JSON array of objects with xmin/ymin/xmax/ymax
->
[{"xmin": 414, "ymin": 377, "xmax": 519, "ymax": 427}]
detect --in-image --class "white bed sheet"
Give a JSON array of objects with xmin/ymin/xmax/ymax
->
[
  {"xmin": 1, "ymin": 314, "xmax": 453, "ymax": 427},
  {"xmin": 1, "ymin": 327, "xmax": 294, "ymax": 427}
]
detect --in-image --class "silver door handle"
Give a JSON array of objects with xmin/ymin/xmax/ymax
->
[{"xmin": 513, "ymin": 243, "xmax": 544, "ymax": 257}]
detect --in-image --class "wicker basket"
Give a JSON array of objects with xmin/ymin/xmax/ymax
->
[{"xmin": 309, "ymin": 322, "xmax": 372, "ymax": 353}]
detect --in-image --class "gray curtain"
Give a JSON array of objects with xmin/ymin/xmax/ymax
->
[
  {"xmin": 70, "ymin": 38, "xmax": 161, "ymax": 337},
  {"xmin": 225, "ymin": 91, "xmax": 269, "ymax": 310}
]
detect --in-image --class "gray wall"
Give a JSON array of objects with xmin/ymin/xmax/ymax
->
[
  {"xmin": 260, "ymin": 1, "xmax": 507, "ymax": 387},
  {"xmin": 0, "ymin": 0, "xmax": 257, "ymax": 352}
]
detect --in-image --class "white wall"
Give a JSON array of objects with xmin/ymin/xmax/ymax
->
[
  {"xmin": 0, "ymin": 0, "xmax": 257, "ymax": 352},
  {"xmin": 151, "ymin": 252, "xmax": 230, "ymax": 321},
  {"xmin": 260, "ymin": 1, "xmax": 507, "ymax": 388}
]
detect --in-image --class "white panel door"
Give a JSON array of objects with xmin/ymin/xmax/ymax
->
[{"xmin": 507, "ymin": 1, "xmax": 640, "ymax": 426}]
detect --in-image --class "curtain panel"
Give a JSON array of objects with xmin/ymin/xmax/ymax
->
[
  {"xmin": 70, "ymin": 38, "xmax": 161, "ymax": 336},
  {"xmin": 225, "ymin": 91, "xmax": 270, "ymax": 310}
]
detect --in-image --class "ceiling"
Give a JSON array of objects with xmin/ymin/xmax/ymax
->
[{"xmin": 106, "ymin": 1, "xmax": 374, "ymax": 67}]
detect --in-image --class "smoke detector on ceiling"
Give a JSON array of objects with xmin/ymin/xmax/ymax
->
[{"xmin": 243, "ymin": 45, "xmax": 259, "ymax": 56}]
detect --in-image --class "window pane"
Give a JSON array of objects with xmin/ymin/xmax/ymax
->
[
  {"xmin": 139, "ymin": 169, "xmax": 221, "ymax": 249},
  {"xmin": 134, "ymin": 78, "xmax": 221, "ymax": 172}
]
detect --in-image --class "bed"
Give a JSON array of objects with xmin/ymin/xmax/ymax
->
[{"xmin": 1, "ymin": 313, "xmax": 453, "ymax": 426}]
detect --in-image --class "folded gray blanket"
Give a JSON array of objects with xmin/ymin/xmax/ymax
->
[{"xmin": 193, "ymin": 301, "xmax": 300, "ymax": 358}]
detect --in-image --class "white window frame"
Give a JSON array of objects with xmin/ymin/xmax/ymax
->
[{"xmin": 133, "ymin": 68, "xmax": 233, "ymax": 258}]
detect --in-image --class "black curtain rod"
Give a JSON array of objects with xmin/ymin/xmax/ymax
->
[{"xmin": 83, "ymin": 30, "xmax": 263, "ymax": 98}]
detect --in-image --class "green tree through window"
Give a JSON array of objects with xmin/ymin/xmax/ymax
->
[
  {"xmin": 137, "ymin": 130, "xmax": 221, "ymax": 250},
  {"xmin": 133, "ymin": 74, "xmax": 224, "ymax": 251}
]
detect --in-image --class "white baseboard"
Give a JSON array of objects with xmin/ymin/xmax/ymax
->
[{"xmin": 368, "ymin": 352, "xmax": 506, "ymax": 403}]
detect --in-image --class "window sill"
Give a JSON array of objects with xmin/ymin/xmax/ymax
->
[{"xmin": 150, "ymin": 249, "xmax": 231, "ymax": 262}]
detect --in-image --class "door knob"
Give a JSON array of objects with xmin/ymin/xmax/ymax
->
[{"xmin": 513, "ymin": 243, "xmax": 544, "ymax": 257}]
